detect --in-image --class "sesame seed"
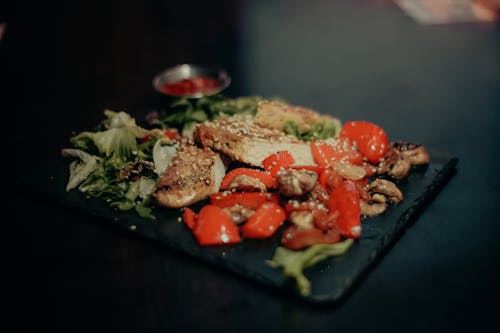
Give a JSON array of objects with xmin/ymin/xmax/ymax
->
[{"xmin": 220, "ymin": 234, "xmax": 230, "ymax": 243}]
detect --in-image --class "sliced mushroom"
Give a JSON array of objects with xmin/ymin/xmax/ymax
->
[
  {"xmin": 223, "ymin": 205, "xmax": 255, "ymax": 224},
  {"xmin": 331, "ymin": 162, "xmax": 367, "ymax": 180},
  {"xmin": 393, "ymin": 141, "xmax": 430, "ymax": 165},
  {"xmin": 377, "ymin": 148, "xmax": 411, "ymax": 180},
  {"xmin": 368, "ymin": 179, "xmax": 403, "ymax": 202},
  {"xmin": 388, "ymin": 156, "xmax": 411, "ymax": 180},
  {"xmin": 227, "ymin": 174, "xmax": 267, "ymax": 192},
  {"xmin": 360, "ymin": 179, "xmax": 403, "ymax": 216},
  {"xmin": 360, "ymin": 193, "xmax": 387, "ymax": 216},
  {"xmin": 277, "ymin": 169, "xmax": 318, "ymax": 197},
  {"xmin": 288, "ymin": 210, "xmax": 315, "ymax": 229},
  {"xmin": 377, "ymin": 141, "xmax": 429, "ymax": 180}
]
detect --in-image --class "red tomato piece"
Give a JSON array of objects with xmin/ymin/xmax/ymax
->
[
  {"xmin": 281, "ymin": 225, "xmax": 341, "ymax": 250},
  {"xmin": 340, "ymin": 121, "xmax": 389, "ymax": 164},
  {"xmin": 220, "ymin": 168, "xmax": 276, "ymax": 190},
  {"xmin": 312, "ymin": 209, "xmax": 339, "ymax": 232},
  {"xmin": 262, "ymin": 151, "xmax": 295, "ymax": 177},
  {"xmin": 327, "ymin": 180, "xmax": 361, "ymax": 239},
  {"xmin": 182, "ymin": 207, "xmax": 197, "ymax": 230},
  {"xmin": 318, "ymin": 167, "xmax": 344, "ymax": 191},
  {"xmin": 310, "ymin": 139, "xmax": 363, "ymax": 167},
  {"xmin": 210, "ymin": 192, "xmax": 279, "ymax": 209},
  {"xmin": 193, "ymin": 205, "xmax": 241, "ymax": 245},
  {"xmin": 241, "ymin": 202, "xmax": 286, "ymax": 238}
]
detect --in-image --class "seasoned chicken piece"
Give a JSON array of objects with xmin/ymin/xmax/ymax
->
[
  {"xmin": 254, "ymin": 100, "xmax": 341, "ymax": 135},
  {"xmin": 194, "ymin": 118, "xmax": 316, "ymax": 167},
  {"xmin": 152, "ymin": 144, "xmax": 225, "ymax": 208}
]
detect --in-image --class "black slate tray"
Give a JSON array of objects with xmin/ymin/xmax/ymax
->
[{"xmin": 21, "ymin": 151, "xmax": 458, "ymax": 304}]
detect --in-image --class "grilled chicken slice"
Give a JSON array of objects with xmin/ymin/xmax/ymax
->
[
  {"xmin": 152, "ymin": 144, "xmax": 225, "ymax": 208},
  {"xmin": 194, "ymin": 118, "xmax": 316, "ymax": 167}
]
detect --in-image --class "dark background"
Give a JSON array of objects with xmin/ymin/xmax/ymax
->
[{"xmin": 3, "ymin": 0, "xmax": 500, "ymax": 332}]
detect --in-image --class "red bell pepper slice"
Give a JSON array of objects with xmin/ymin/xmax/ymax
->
[
  {"xmin": 310, "ymin": 138, "xmax": 363, "ymax": 167},
  {"xmin": 327, "ymin": 180, "xmax": 361, "ymax": 239},
  {"xmin": 262, "ymin": 150, "xmax": 295, "ymax": 177},
  {"xmin": 210, "ymin": 192, "xmax": 279, "ymax": 209},
  {"xmin": 182, "ymin": 207, "xmax": 197, "ymax": 230},
  {"xmin": 241, "ymin": 202, "xmax": 286, "ymax": 238},
  {"xmin": 281, "ymin": 225, "xmax": 341, "ymax": 250},
  {"xmin": 340, "ymin": 121, "xmax": 389, "ymax": 164},
  {"xmin": 193, "ymin": 205, "xmax": 241, "ymax": 245}
]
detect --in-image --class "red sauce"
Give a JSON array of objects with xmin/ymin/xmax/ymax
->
[{"xmin": 161, "ymin": 76, "xmax": 220, "ymax": 96}]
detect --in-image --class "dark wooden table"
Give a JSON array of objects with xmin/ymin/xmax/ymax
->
[{"xmin": 3, "ymin": 1, "xmax": 499, "ymax": 332}]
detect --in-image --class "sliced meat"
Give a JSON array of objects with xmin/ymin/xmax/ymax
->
[
  {"xmin": 194, "ymin": 118, "xmax": 316, "ymax": 167},
  {"xmin": 152, "ymin": 144, "xmax": 225, "ymax": 208}
]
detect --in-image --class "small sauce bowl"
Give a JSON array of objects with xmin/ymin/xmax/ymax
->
[{"xmin": 152, "ymin": 64, "xmax": 231, "ymax": 98}]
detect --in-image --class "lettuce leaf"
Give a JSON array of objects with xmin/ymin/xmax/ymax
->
[
  {"xmin": 284, "ymin": 115, "xmax": 341, "ymax": 141},
  {"xmin": 70, "ymin": 110, "xmax": 167, "ymax": 169},
  {"xmin": 267, "ymin": 239, "xmax": 354, "ymax": 296},
  {"xmin": 61, "ymin": 148, "xmax": 99, "ymax": 191}
]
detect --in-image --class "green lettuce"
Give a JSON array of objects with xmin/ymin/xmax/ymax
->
[
  {"xmin": 267, "ymin": 239, "xmax": 354, "ymax": 296},
  {"xmin": 284, "ymin": 115, "xmax": 341, "ymax": 141},
  {"xmin": 70, "ymin": 110, "xmax": 164, "ymax": 168},
  {"xmin": 61, "ymin": 148, "xmax": 99, "ymax": 191},
  {"xmin": 154, "ymin": 95, "xmax": 262, "ymax": 136},
  {"xmin": 64, "ymin": 110, "xmax": 162, "ymax": 219}
]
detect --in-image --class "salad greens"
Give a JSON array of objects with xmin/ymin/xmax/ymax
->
[
  {"xmin": 63, "ymin": 110, "xmax": 175, "ymax": 219},
  {"xmin": 284, "ymin": 116, "xmax": 342, "ymax": 141},
  {"xmin": 152, "ymin": 95, "xmax": 262, "ymax": 136},
  {"xmin": 267, "ymin": 239, "xmax": 354, "ymax": 296}
]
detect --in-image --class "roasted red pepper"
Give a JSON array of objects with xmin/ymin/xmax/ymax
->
[
  {"xmin": 310, "ymin": 138, "xmax": 363, "ymax": 167},
  {"xmin": 192, "ymin": 205, "xmax": 241, "ymax": 245},
  {"xmin": 241, "ymin": 202, "xmax": 286, "ymax": 238},
  {"xmin": 340, "ymin": 121, "xmax": 388, "ymax": 164},
  {"xmin": 281, "ymin": 225, "xmax": 341, "ymax": 250},
  {"xmin": 327, "ymin": 180, "xmax": 361, "ymax": 239},
  {"xmin": 210, "ymin": 192, "xmax": 279, "ymax": 209},
  {"xmin": 262, "ymin": 150, "xmax": 295, "ymax": 177},
  {"xmin": 182, "ymin": 207, "xmax": 197, "ymax": 230}
]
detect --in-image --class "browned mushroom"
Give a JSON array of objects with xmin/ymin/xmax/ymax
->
[
  {"xmin": 393, "ymin": 141, "xmax": 430, "ymax": 165},
  {"xmin": 377, "ymin": 148, "xmax": 411, "ymax": 180},
  {"xmin": 288, "ymin": 210, "xmax": 315, "ymax": 229},
  {"xmin": 277, "ymin": 169, "xmax": 318, "ymax": 197},
  {"xmin": 360, "ymin": 193, "xmax": 387, "ymax": 216},
  {"xmin": 331, "ymin": 162, "xmax": 367, "ymax": 180},
  {"xmin": 360, "ymin": 179, "xmax": 403, "ymax": 216},
  {"xmin": 368, "ymin": 179, "xmax": 403, "ymax": 203},
  {"xmin": 223, "ymin": 204, "xmax": 255, "ymax": 224},
  {"xmin": 226, "ymin": 174, "xmax": 267, "ymax": 192},
  {"xmin": 377, "ymin": 141, "xmax": 430, "ymax": 180}
]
